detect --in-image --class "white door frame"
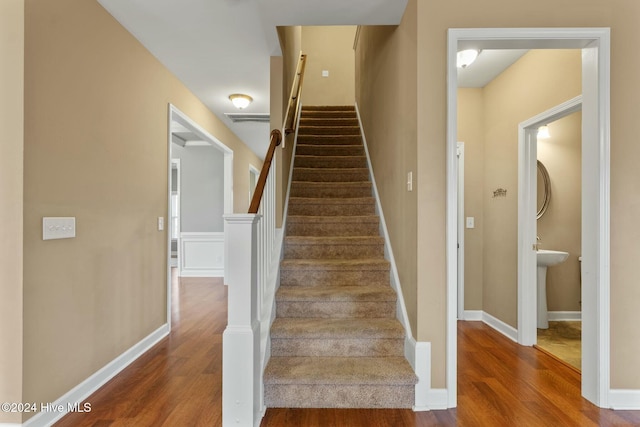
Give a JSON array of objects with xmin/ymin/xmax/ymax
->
[
  {"xmin": 457, "ymin": 142, "xmax": 465, "ymax": 320},
  {"xmin": 171, "ymin": 158, "xmax": 181, "ymax": 269},
  {"xmin": 167, "ymin": 104, "xmax": 234, "ymax": 326},
  {"xmin": 447, "ymin": 28, "xmax": 610, "ymax": 408},
  {"xmin": 518, "ymin": 95, "xmax": 582, "ymax": 346}
]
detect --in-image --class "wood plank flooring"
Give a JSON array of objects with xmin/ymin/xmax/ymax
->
[{"xmin": 56, "ymin": 271, "xmax": 640, "ymax": 426}]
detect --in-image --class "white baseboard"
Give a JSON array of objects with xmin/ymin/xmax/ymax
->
[
  {"xmin": 548, "ymin": 311, "xmax": 582, "ymax": 321},
  {"xmin": 0, "ymin": 423, "xmax": 22, "ymax": 427},
  {"xmin": 463, "ymin": 310, "xmax": 483, "ymax": 321},
  {"xmin": 423, "ymin": 389, "xmax": 449, "ymax": 410},
  {"xmin": 23, "ymin": 324, "xmax": 169, "ymax": 427},
  {"xmin": 481, "ymin": 311, "xmax": 518, "ymax": 342},
  {"xmin": 609, "ymin": 389, "xmax": 640, "ymax": 410}
]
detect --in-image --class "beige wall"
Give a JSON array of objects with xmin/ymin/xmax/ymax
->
[
  {"xmin": 355, "ymin": 0, "xmax": 418, "ymax": 335},
  {"xmin": 457, "ymin": 89, "xmax": 484, "ymax": 311},
  {"xmin": 0, "ymin": 0, "xmax": 24, "ymax": 423},
  {"xmin": 23, "ymin": 0, "xmax": 261, "ymax": 413},
  {"xmin": 416, "ymin": 0, "xmax": 640, "ymax": 389},
  {"xmin": 301, "ymin": 26, "xmax": 356, "ymax": 106},
  {"xmin": 538, "ymin": 111, "xmax": 582, "ymax": 312},
  {"xmin": 481, "ymin": 49, "xmax": 581, "ymax": 327}
]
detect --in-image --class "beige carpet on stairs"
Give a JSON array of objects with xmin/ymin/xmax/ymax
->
[{"xmin": 263, "ymin": 105, "xmax": 417, "ymax": 409}]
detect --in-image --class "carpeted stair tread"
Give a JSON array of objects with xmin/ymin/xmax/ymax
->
[
  {"xmin": 271, "ymin": 318, "xmax": 404, "ymax": 339},
  {"xmin": 298, "ymin": 126, "xmax": 361, "ymax": 136},
  {"xmin": 280, "ymin": 258, "xmax": 390, "ymax": 271},
  {"xmin": 264, "ymin": 357, "xmax": 417, "ymax": 385},
  {"xmin": 294, "ymin": 155, "xmax": 367, "ymax": 169},
  {"xmin": 295, "ymin": 145, "xmax": 364, "ymax": 156},
  {"xmin": 302, "ymin": 105, "xmax": 356, "ymax": 111},
  {"xmin": 300, "ymin": 117, "xmax": 359, "ymax": 127},
  {"xmin": 289, "ymin": 181, "xmax": 372, "ymax": 198},
  {"xmin": 285, "ymin": 235, "xmax": 384, "ymax": 245},
  {"xmin": 292, "ymin": 167, "xmax": 369, "ymax": 182},
  {"xmin": 297, "ymin": 135, "xmax": 363, "ymax": 145},
  {"xmin": 289, "ymin": 197, "xmax": 374, "ymax": 206},
  {"xmin": 286, "ymin": 215, "xmax": 378, "ymax": 224},
  {"xmin": 276, "ymin": 285, "xmax": 395, "ymax": 302}
]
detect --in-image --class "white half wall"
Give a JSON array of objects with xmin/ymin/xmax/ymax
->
[{"xmin": 180, "ymin": 232, "xmax": 224, "ymax": 277}]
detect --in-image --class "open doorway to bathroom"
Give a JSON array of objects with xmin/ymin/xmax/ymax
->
[{"xmin": 527, "ymin": 105, "xmax": 583, "ymax": 372}]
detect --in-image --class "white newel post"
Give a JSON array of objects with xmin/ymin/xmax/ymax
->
[{"xmin": 222, "ymin": 214, "xmax": 262, "ymax": 427}]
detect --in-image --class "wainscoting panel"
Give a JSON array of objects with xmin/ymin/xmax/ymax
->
[{"xmin": 180, "ymin": 232, "xmax": 224, "ymax": 277}]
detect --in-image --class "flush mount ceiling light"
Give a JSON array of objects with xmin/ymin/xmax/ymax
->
[
  {"xmin": 229, "ymin": 93, "xmax": 253, "ymax": 109},
  {"xmin": 457, "ymin": 49, "xmax": 480, "ymax": 68},
  {"xmin": 537, "ymin": 125, "xmax": 551, "ymax": 139}
]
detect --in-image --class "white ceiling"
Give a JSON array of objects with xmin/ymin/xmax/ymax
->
[
  {"xmin": 97, "ymin": 0, "xmax": 408, "ymax": 158},
  {"xmin": 457, "ymin": 49, "xmax": 529, "ymax": 88}
]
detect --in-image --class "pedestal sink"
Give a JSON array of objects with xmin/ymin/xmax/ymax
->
[{"xmin": 537, "ymin": 250, "xmax": 569, "ymax": 329}]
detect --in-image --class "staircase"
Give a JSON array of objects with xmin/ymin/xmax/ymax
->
[{"xmin": 263, "ymin": 105, "xmax": 417, "ymax": 408}]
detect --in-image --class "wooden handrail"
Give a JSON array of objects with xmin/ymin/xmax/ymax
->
[
  {"xmin": 248, "ymin": 129, "xmax": 282, "ymax": 214},
  {"xmin": 247, "ymin": 52, "xmax": 306, "ymax": 214},
  {"xmin": 283, "ymin": 53, "xmax": 307, "ymax": 136}
]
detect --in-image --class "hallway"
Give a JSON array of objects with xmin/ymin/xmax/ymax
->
[{"xmin": 56, "ymin": 272, "xmax": 640, "ymax": 426}]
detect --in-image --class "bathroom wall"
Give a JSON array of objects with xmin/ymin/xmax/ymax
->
[
  {"xmin": 538, "ymin": 111, "xmax": 582, "ymax": 312},
  {"xmin": 458, "ymin": 49, "xmax": 582, "ymax": 326},
  {"xmin": 457, "ymin": 88, "xmax": 484, "ymax": 311}
]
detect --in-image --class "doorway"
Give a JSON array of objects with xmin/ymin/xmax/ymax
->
[
  {"xmin": 167, "ymin": 104, "xmax": 234, "ymax": 328},
  {"xmin": 447, "ymin": 28, "xmax": 610, "ymax": 408}
]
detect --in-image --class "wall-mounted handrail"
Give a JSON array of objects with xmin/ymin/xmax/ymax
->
[
  {"xmin": 247, "ymin": 52, "xmax": 306, "ymax": 214},
  {"xmin": 283, "ymin": 53, "xmax": 307, "ymax": 136},
  {"xmin": 248, "ymin": 129, "xmax": 282, "ymax": 214}
]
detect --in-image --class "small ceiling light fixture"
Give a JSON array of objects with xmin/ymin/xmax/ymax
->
[
  {"xmin": 229, "ymin": 93, "xmax": 253, "ymax": 109},
  {"xmin": 457, "ymin": 49, "xmax": 480, "ymax": 68},
  {"xmin": 537, "ymin": 125, "xmax": 551, "ymax": 139}
]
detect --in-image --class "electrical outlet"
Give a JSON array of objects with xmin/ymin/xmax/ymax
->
[
  {"xmin": 158, "ymin": 217, "xmax": 165, "ymax": 231},
  {"xmin": 466, "ymin": 217, "xmax": 475, "ymax": 229},
  {"xmin": 322, "ymin": 70, "xmax": 329, "ymax": 77},
  {"xmin": 43, "ymin": 217, "xmax": 76, "ymax": 240}
]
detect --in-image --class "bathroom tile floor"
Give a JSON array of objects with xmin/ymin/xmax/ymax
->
[{"xmin": 536, "ymin": 321, "xmax": 581, "ymax": 371}]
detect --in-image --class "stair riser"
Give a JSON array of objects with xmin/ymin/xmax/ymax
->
[
  {"xmin": 298, "ymin": 126, "xmax": 360, "ymax": 136},
  {"xmin": 292, "ymin": 169, "xmax": 369, "ymax": 182},
  {"xmin": 297, "ymin": 135, "xmax": 362, "ymax": 145},
  {"xmin": 280, "ymin": 269, "xmax": 390, "ymax": 287},
  {"xmin": 296, "ymin": 145, "xmax": 364, "ymax": 156},
  {"xmin": 290, "ymin": 184, "xmax": 372, "ymax": 198},
  {"xmin": 284, "ymin": 243, "xmax": 384, "ymax": 259},
  {"xmin": 300, "ymin": 118, "xmax": 359, "ymax": 127},
  {"xmin": 301, "ymin": 111, "xmax": 357, "ymax": 119},
  {"xmin": 271, "ymin": 338, "xmax": 404, "ymax": 357},
  {"xmin": 265, "ymin": 384, "xmax": 414, "ymax": 409},
  {"xmin": 295, "ymin": 156, "xmax": 367, "ymax": 169},
  {"xmin": 276, "ymin": 301, "xmax": 395, "ymax": 318},
  {"xmin": 286, "ymin": 222, "xmax": 379, "ymax": 236},
  {"xmin": 287, "ymin": 203, "xmax": 375, "ymax": 216}
]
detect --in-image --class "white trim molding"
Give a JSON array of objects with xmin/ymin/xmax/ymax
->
[
  {"xmin": 609, "ymin": 390, "xmax": 640, "ymax": 410},
  {"xmin": 548, "ymin": 311, "xmax": 582, "ymax": 321},
  {"xmin": 22, "ymin": 324, "xmax": 169, "ymax": 427},
  {"xmin": 180, "ymin": 232, "xmax": 224, "ymax": 277}
]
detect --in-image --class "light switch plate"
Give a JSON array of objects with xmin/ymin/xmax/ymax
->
[
  {"xmin": 322, "ymin": 70, "xmax": 329, "ymax": 77},
  {"xmin": 466, "ymin": 217, "xmax": 475, "ymax": 229},
  {"xmin": 43, "ymin": 217, "xmax": 76, "ymax": 240},
  {"xmin": 407, "ymin": 171, "xmax": 413, "ymax": 192},
  {"xmin": 158, "ymin": 217, "xmax": 164, "ymax": 231}
]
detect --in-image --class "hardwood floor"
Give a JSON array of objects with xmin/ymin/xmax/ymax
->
[{"xmin": 56, "ymin": 271, "xmax": 640, "ymax": 426}]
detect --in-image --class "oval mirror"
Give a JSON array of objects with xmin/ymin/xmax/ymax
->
[{"xmin": 537, "ymin": 160, "xmax": 551, "ymax": 219}]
